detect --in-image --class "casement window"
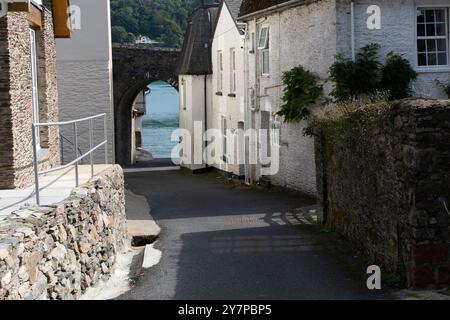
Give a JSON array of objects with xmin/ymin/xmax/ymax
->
[
  {"xmin": 230, "ymin": 48, "xmax": 236, "ymax": 94},
  {"xmin": 417, "ymin": 8, "xmax": 449, "ymax": 68},
  {"xmin": 217, "ymin": 51, "xmax": 223, "ymax": 92},
  {"xmin": 222, "ymin": 116, "xmax": 227, "ymax": 162},
  {"xmin": 30, "ymin": 28, "xmax": 40, "ymax": 151},
  {"xmin": 258, "ymin": 26, "xmax": 270, "ymax": 75}
]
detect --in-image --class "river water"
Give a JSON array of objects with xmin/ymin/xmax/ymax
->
[{"xmin": 142, "ymin": 81, "xmax": 179, "ymax": 159}]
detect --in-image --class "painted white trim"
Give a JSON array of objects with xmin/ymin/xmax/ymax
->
[{"xmin": 414, "ymin": 6, "xmax": 450, "ymax": 72}]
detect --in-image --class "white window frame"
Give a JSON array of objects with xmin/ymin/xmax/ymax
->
[
  {"xmin": 230, "ymin": 48, "xmax": 236, "ymax": 94},
  {"xmin": 217, "ymin": 50, "xmax": 223, "ymax": 92},
  {"xmin": 258, "ymin": 26, "xmax": 269, "ymax": 49},
  {"xmin": 415, "ymin": 6, "xmax": 450, "ymax": 72},
  {"xmin": 30, "ymin": 28, "xmax": 41, "ymax": 151},
  {"xmin": 258, "ymin": 25, "xmax": 270, "ymax": 76}
]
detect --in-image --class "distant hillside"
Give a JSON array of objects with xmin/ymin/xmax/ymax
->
[{"xmin": 111, "ymin": 0, "xmax": 199, "ymax": 48}]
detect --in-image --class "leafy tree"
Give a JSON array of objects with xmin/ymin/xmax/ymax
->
[{"xmin": 110, "ymin": 0, "xmax": 199, "ymax": 47}]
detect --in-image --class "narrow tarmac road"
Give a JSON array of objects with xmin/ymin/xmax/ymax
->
[{"xmin": 120, "ymin": 169, "xmax": 392, "ymax": 300}]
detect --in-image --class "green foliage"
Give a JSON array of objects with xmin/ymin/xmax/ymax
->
[
  {"xmin": 385, "ymin": 271, "xmax": 406, "ymax": 289},
  {"xmin": 111, "ymin": 26, "xmax": 135, "ymax": 43},
  {"xmin": 382, "ymin": 53, "xmax": 418, "ymax": 100},
  {"xmin": 110, "ymin": 0, "xmax": 200, "ymax": 47},
  {"xmin": 330, "ymin": 44, "xmax": 417, "ymax": 101},
  {"xmin": 330, "ymin": 44, "xmax": 381, "ymax": 101},
  {"xmin": 276, "ymin": 66, "xmax": 323, "ymax": 123},
  {"xmin": 435, "ymin": 79, "xmax": 450, "ymax": 98}
]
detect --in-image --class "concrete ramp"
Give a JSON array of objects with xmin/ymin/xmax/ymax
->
[{"xmin": 0, "ymin": 165, "xmax": 112, "ymax": 220}]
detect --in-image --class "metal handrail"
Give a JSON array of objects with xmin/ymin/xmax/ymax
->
[
  {"xmin": 60, "ymin": 133, "xmax": 85, "ymax": 165},
  {"xmin": 32, "ymin": 113, "xmax": 108, "ymax": 205}
]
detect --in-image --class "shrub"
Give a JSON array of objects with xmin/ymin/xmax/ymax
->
[
  {"xmin": 330, "ymin": 44, "xmax": 417, "ymax": 101},
  {"xmin": 381, "ymin": 52, "xmax": 418, "ymax": 100},
  {"xmin": 329, "ymin": 44, "xmax": 382, "ymax": 101},
  {"xmin": 276, "ymin": 66, "xmax": 323, "ymax": 123}
]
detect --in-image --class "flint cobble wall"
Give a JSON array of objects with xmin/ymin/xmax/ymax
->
[
  {"xmin": 315, "ymin": 99, "xmax": 450, "ymax": 287},
  {"xmin": 0, "ymin": 165, "xmax": 128, "ymax": 300},
  {"xmin": 0, "ymin": 8, "xmax": 60, "ymax": 189}
]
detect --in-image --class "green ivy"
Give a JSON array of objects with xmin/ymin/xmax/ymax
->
[{"xmin": 276, "ymin": 66, "xmax": 323, "ymax": 123}]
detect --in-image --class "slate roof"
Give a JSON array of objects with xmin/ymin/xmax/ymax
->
[
  {"xmin": 224, "ymin": 0, "xmax": 244, "ymax": 21},
  {"xmin": 238, "ymin": 0, "xmax": 294, "ymax": 17},
  {"xmin": 177, "ymin": 4, "xmax": 219, "ymax": 75},
  {"xmin": 213, "ymin": 0, "xmax": 245, "ymax": 35}
]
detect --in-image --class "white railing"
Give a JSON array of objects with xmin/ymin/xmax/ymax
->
[{"xmin": 32, "ymin": 114, "xmax": 108, "ymax": 205}]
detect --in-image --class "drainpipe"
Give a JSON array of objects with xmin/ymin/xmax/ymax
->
[
  {"xmin": 351, "ymin": 1, "xmax": 356, "ymax": 61},
  {"xmin": 204, "ymin": 74, "xmax": 208, "ymax": 169}
]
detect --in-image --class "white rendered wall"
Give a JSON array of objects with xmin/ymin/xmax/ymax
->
[
  {"xmin": 211, "ymin": 3, "xmax": 246, "ymax": 176},
  {"xmin": 56, "ymin": 0, "xmax": 115, "ymax": 164}
]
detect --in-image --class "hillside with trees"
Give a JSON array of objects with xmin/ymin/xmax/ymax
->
[{"xmin": 111, "ymin": 0, "xmax": 199, "ymax": 47}]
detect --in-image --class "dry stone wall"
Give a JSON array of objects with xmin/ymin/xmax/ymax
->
[
  {"xmin": 315, "ymin": 99, "xmax": 450, "ymax": 288},
  {"xmin": 0, "ymin": 165, "xmax": 128, "ymax": 300}
]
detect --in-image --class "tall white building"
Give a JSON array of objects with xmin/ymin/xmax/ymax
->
[
  {"xmin": 55, "ymin": 0, "xmax": 114, "ymax": 164},
  {"xmin": 178, "ymin": 3, "xmax": 219, "ymax": 172},
  {"xmin": 211, "ymin": 0, "xmax": 245, "ymax": 178}
]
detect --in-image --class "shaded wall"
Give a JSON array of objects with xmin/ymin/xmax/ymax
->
[{"xmin": 315, "ymin": 99, "xmax": 450, "ymax": 287}]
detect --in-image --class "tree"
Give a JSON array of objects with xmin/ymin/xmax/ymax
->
[{"xmin": 110, "ymin": 0, "xmax": 198, "ymax": 47}]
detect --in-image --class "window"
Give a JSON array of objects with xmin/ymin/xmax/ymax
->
[
  {"xmin": 258, "ymin": 26, "xmax": 270, "ymax": 75},
  {"xmin": 230, "ymin": 48, "xmax": 236, "ymax": 94},
  {"xmin": 30, "ymin": 28, "xmax": 40, "ymax": 151},
  {"xmin": 217, "ymin": 51, "xmax": 223, "ymax": 92},
  {"xmin": 258, "ymin": 27, "xmax": 269, "ymax": 49},
  {"xmin": 417, "ymin": 8, "xmax": 449, "ymax": 67}
]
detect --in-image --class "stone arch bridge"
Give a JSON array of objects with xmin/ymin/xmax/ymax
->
[{"xmin": 113, "ymin": 44, "xmax": 181, "ymax": 166}]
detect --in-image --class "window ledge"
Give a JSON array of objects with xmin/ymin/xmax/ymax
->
[
  {"xmin": 416, "ymin": 66, "xmax": 450, "ymax": 74},
  {"xmin": 216, "ymin": 92, "xmax": 223, "ymax": 96},
  {"xmin": 228, "ymin": 93, "xmax": 236, "ymax": 98}
]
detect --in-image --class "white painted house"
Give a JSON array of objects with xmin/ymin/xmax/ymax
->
[
  {"xmin": 178, "ymin": 3, "xmax": 219, "ymax": 171},
  {"xmin": 238, "ymin": 0, "xmax": 450, "ymax": 196},
  {"xmin": 211, "ymin": 0, "xmax": 246, "ymax": 177},
  {"xmin": 55, "ymin": 0, "xmax": 115, "ymax": 164}
]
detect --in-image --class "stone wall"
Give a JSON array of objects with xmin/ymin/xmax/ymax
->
[
  {"xmin": 0, "ymin": 6, "xmax": 60, "ymax": 189},
  {"xmin": 0, "ymin": 165, "xmax": 128, "ymax": 300},
  {"xmin": 315, "ymin": 99, "xmax": 450, "ymax": 287}
]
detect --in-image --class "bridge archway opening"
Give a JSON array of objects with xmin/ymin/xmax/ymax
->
[
  {"xmin": 113, "ymin": 45, "xmax": 181, "ymax": 166},
  {"xmin": 133, "ymin": 80, "xmax": 180, "ymax": 164}
]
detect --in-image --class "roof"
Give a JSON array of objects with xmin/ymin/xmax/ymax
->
[
  {"xmin": 238, "ymin": 0, "xmax": 294, "ymax": 17},
  {"xmin": 177, "ymin": 5, "xmax": 219, "ymax": 75},
  {"xmin": 213, "ymin": 0, "xmax": 245, "ymax": 36},
  {"xmin": 224, "ymin": 0, "xmax": 244, "ymax": 21}
]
